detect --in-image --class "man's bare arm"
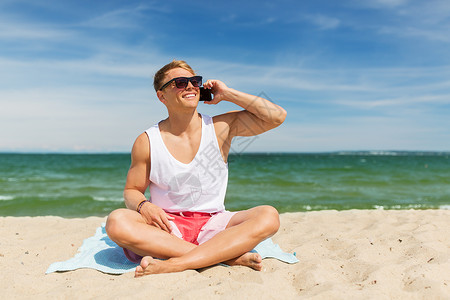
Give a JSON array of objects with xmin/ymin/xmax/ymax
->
[
  {"xmin": 205, "ymin": 79, "xmax": 286, "ymax": 139},
  {"xmin": 124, "ymin": 133, "xmax": 174, "ymax": 232},
  {"xmin": 123, "ymin": 133, "xmax": 151, "ymax": 210}
]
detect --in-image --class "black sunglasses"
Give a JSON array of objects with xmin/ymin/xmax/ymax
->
[{"xmin": 159, "ymin": 76, "xmax": 203, "ymax": 91}]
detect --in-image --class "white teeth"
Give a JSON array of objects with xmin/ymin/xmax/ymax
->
[{"xmin": 184, "ymin": 93, "xmax": 196, "ymax": 98}]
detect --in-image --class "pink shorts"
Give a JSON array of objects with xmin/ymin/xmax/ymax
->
[{"xmin": 123, "ymin": 210, "xmax": 236, "ymax": 263}]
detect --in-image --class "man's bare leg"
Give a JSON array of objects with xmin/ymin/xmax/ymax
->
[
  {"xmin": 106, "ymin": 207, "xmax": 273, "ymax": 272},
  {"xmin": 106, "ymin": 208, "xmax": 196, "ymax": 259},
  {"xmin": 134, "ymin": 205, "xmax": 279, "ymax": 277}
]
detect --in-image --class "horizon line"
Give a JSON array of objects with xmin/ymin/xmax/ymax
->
[{"xmin": 1, "ymin": 150, "xmax": 449, "ymax": 155}]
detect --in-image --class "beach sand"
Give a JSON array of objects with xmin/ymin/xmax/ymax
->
[{"xmin": 1, "ymin": 210, "xmax": 449, "ymax": 299}]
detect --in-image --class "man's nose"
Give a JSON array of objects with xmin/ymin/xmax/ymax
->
[{"xmin": 186, "ymin": 80, "xmax": 195, "ymax": 89}]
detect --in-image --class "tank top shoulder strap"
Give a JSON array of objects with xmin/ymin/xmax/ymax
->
[
  {"xmin": 199, "ymin": 113, "xmax": 219, "ymax": 148},
  {"xmin": 145, "ymin": 123, "xmax": 163, "ymax": 154},
  {"xmin": 145, "ymin": 123, "xmax": 169, "ymax": 169}
]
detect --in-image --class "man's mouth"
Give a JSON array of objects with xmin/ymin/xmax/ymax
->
[{"xmin": 183, "ymin": 93, "xmax": 196, "ymax": 99}]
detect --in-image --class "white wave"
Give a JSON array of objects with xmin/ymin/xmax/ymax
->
[
  {"xmin": 0, "ymin": 195, "xmax": 14, "ymax": 201},
  {"xmin": 368, "ymin": 151, "xmax": 398, "ymax": 156},
  {"xmin": 374, "ymin": 204, "xmax": 441, "ymax": 210},
  {"xmin": 93, "ymin": 196, "xmax": 124, "ymax": 202}
]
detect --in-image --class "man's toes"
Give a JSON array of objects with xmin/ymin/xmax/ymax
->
[{"xmin": 135, "ymin": 266, "xmax": 144, "ymax": 278}]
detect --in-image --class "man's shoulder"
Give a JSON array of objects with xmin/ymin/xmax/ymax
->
[
  {"xmin": 136, "ymin": 131, "xmax": 149, "ymax": 142},
  {"xmin": 131, "ymin": 132, "xmax": 150, "ymax": 161}
]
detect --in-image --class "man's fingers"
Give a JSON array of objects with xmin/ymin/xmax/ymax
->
[
  {"xmin": 160, "ymin": 216, "xmax": 173, "ymax": 233},
  {"xmin": 154, "ymin": 216, "xmax": 171, "ymax": 233}
]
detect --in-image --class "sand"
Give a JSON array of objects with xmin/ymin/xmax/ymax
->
[{"xmin": 1, "ymin": 210, "xmax": 449, "ymax": 299}]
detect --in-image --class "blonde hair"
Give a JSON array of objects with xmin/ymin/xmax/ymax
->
[{"xmin": 153, "ymin": 60, "xmax": 195, "ymax": 91}]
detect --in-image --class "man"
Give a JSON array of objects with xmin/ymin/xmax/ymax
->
[{"xmin": 106, "ymin": 60, "xmax": 287, "ymax": 277}]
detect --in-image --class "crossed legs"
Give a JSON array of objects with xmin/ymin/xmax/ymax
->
[{"xmin": 105, "ymin": 205, "xmax": 280, "ymax": 277}]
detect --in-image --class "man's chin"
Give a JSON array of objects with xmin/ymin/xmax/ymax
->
[{"xmin": 183, "ymin": 99, "xmax": 199, "ymax": 106}]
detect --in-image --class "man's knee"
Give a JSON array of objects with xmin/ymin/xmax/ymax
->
[
  {"xmin": 105, "ymin": 209, "xmax": 132, "ymax": 243},
  {"xmin": 256, "ymin": 205, "xmax": 280, "ymax": 237}
]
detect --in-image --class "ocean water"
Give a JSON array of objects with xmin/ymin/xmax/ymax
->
[{"xmin": 0, "ymin": 152, "xmax": 449, "ymax": 217}]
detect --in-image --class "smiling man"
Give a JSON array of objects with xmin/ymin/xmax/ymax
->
[{"xmin": 105, "ymin": 60, "xmax": 287, "ymax": 277}]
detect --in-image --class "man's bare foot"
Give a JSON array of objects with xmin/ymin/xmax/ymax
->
[
  {"xmin": 225, "ymin": 252, "xmax": 263, "ymax": 271},
  {"xmin": 135, "ymin": 256, "xmax": 165, "ymax": 277},
  {"xmin": 135, "ymin": 256, "xmax": 186, "ymax": 277},
  {"xmin": 135, "ymin": 252, "xmax": 263, "ymax": 277}
]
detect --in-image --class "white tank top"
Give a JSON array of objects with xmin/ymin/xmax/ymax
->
[{"xmin": 146, "ymin": 113, "xmax": 228, "ymax": 213}]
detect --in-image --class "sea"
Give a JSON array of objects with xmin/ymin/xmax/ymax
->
[{"xmin": 0, "ymin": 152, "xmax": 449, "ymax": 217}]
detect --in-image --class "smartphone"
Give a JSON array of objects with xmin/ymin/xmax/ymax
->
[{"xmin": 199, "ymin": 87, "xmax": 213, "ymax": 101}]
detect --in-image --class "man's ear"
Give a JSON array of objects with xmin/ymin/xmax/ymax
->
[{"xmin": 156, "ymin": 90, "xmax": 167, "ymax": 104}]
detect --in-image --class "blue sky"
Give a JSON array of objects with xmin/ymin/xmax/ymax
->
[{"xmin": 1, "ymin": 0, "xmax": 449, "ymax": 152}]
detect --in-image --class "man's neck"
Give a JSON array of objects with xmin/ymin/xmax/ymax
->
[{"xmin": 163, "ymin": 109, "xmax": 201, "ymax": 136}]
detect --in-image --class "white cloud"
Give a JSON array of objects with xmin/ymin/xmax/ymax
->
[
  {"xmin": 0, "ymin": 19, "xmax": 70, "ymax": 40},
  {"xmin": 336, "ymin": 94, "xmax": 450, "ymax": 110},
  {"xmin": 377, "ymin": 25, "xmax": 450, "ymax": 42},
  {"xmin": 252, "ymin": 115, "xmax": 450, "ymax": 153},
  {"xmin": 352, "ymin": 0, "xmax": 450, "ymax": 43},
  {"xmin": 0, "ymin": 86, "xmax": 166, "ymax": 152},
  {"xmin": 195, "ymin": 60, "xmax": 450, "ymax": 103},
  {"xmin": 366, "ymin": 0, "xmax": 409, "ymax": 9},
  {"xmin": 2, "ymin": 51, "xmax": 449, "ymax": 152},
  {"xmin": 304, "ymin": 14, "xmax": 341, "ymax": 30},
  {"xmin": 79, "ymin": 4, "xmax": 165, "ymax": 29}
]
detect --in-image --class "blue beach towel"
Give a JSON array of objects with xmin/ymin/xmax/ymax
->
[{"xmin": 46, "ymin": 224, "xmax": 298, "ymax": 275}]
